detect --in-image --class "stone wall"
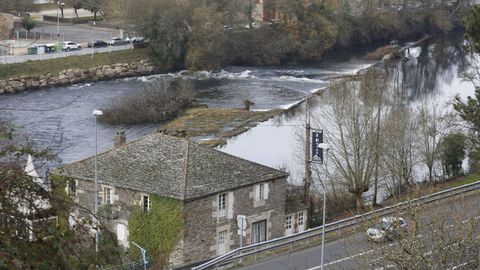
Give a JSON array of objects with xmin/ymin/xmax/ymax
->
[
  {"xmin": 0, "ymin": 13, "xmax": 13, "ymax": 40},
  {"xmin": 0, "ymin": 60, "xmax": 157, "ymax": 94},
  {"xmin": 70, "ymin": 176, "xmax": 287, "ymax": 268},
  {"xmin": 181, "ymin": 177, "xmax": 287, "ymax": 266}
]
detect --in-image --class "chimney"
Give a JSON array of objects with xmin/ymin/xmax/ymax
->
[{"xmin": 114, "ymin": 130, "xmax": 126, "ymax": 147}]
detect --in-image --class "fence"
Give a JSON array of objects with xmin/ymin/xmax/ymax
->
[
  {"xmin": 191, "ymin": 180, "xmax": 480, "ymax": 270},
  {"xmin": 15, "ymin": 29, "xmax": 80, "ymax": 43}
]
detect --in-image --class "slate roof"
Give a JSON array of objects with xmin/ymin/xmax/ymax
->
[
  {"xmin": 285, "ymin": 197, "xmax": 308, "ymax": 214},
  {"xmin": 52, "ymin": 133, "xmax": 288, "ymax": 201}
]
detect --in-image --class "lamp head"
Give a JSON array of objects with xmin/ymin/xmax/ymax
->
[{"xmin": 317, "ymin": 143, "xmax": 330, "ymax": 150}]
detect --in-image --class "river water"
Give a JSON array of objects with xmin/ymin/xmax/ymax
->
[
  {"xmin": 218, "ymin": 31, "xmax": 477, "ymax": 186},
  {"xmin": 0, "ymin": 31, "xmax": 476, "ymax": 184},
  {"xmin": 0, "ymin": 46, "xmax": 374, "ymax": 165}
]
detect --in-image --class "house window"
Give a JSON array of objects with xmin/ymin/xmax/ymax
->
[
  {"xmin": 67, "ymin": 179, "xmax": 76, "ymax": 196},
  {"xmin": 218, "ymin": 193, "xmax": 226, "ymax": 219},
  {"xmin": 255, "ymin": 183, "xmax": 269, "ymax": 201},
  {"xmin": 143, "ymin": 195, "xmax": 151, "ymax": 212},
  {"xmin": 298, "ymin": 212, "xmax": 304, "ymax": 227},
  {"xmin": 251, "ymin": 219, "xmax": 267, "ymax": 244},
  {"xmin": 103, "ymin": 187, "xmax": 112, "ymax": 204},
  {"xmin": 285, "ymin": 215, "xmax": 292, "ymax": 230},
  {"xmin": 258, "ymin": 184, "xmax": 264, "ymax": 200}
]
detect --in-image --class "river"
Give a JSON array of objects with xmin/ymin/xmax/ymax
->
[
  {"xmin": 0, "ymin": 31, "xmax": 476, "ymax": 186},
  {"xmin": 218, "ymin": 31, "xmax": 477, "ymax": 188}
]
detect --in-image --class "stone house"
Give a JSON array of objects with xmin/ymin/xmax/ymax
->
[
  {"xmin": 52, "ymin": 133, "xmax": 306, "ymax": 268},
  {"xmin": 0, "ymin": 13, "xmax": 14, "ymax": 40}
]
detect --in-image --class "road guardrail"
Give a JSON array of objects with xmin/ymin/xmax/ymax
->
[{"xmin": 191, "ymin": 180, "xmax": 480, "ymax": 270}]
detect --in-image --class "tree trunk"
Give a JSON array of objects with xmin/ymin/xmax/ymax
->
[
  {"xmin": 355, "ymin": 193, "xmax": 363, "ymax": 210},
  {"xmin": 94, "ymin": 12, "xmax": 97, "ymax": 21},
  {"xmin": 74, "ymin": 8, "xmax": 79, "ymax": 18},
  {"xmin": 61, "ymin": 7, "xmax": 64, "ymax": 19}
]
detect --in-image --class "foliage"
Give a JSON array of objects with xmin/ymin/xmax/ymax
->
[
  {"xmin": 186, "ymin": 6, "xmax": 227, "ymax": 71},
  {"xmin": 138, "ymin": 0, "xmax": 192, "ymax": 70},
  {"xmin": 453, "ymin": 86, "xmax": 480, "ymax": 137},
  {"xmin": 440, "ymin": 133, "xmax": 466, "ymax": 178},
  {"xmin": 227, "ymin": 27, "xmax": 291, "ymax": 65},
  {"xmin": 128, "ymin": 195, "xmax": 183, "ymax": 269},
  {"xmin": 21, "ymin": 16, "xmax": 37, "ymax": 33},
  {"xmin": 0, "ymin": 0, "xmax": 35, "ymax": 12},
  {"xmin": 0, "ymin": 123, "xmax": 121, "ymax": 269},
  {"xmin": 99, "ymin": 78, "xmax": 194, "ymax": 124},
  {"xmin": 463, "ymin": 6, "xmax": 480, "ymax": 53},
  {"xmin": 81, "ymin": 0, "xmax": 104, "ymax": 20},
  {"xmin": 277, "ymin": 0, "xmax": 337, "ymax": 61},
  {"xmin": 468, "ymin": 146, "xmax": 480, "ymax": 174}
]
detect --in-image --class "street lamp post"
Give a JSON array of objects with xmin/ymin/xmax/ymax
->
[
  {"xmin": 317, "ymin": 143, "xmax": 329, "ymax": 270},
  {"xmin": 92, "ymin": 109, "xmax": 103, "ymax": 254},
  {"xmin": 56, "ymin": 2, "xmax": 64, "ymax": 38}
]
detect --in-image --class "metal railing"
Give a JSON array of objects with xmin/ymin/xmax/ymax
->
[{"xmin": 192, "ymin": 180, "xmax": 480, "ymax": 270}]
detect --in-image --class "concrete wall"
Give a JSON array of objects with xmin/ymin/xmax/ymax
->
[
  {"xmin": 181, "ymin": 177, "xmax": 287, "ymax": 266},
  {"xmin": 0, "ymin": 60, "xmax": 156, "ymax": 94}
]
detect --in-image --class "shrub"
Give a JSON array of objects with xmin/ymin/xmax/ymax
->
[{"xmin": 99, "ymin": 78, "xmax": 195, "ymax": 124}]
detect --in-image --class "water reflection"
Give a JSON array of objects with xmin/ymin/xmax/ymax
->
[{"xmin": 220, "ymin": 31, "xmax": 477, "ymax": 185}]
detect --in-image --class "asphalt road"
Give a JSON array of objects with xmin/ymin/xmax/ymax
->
[
  {"xmin": 17, "ymin": 22, "xmax": 121, "ymax": 43},
  {"xmin": 239, "ymin": 191, "xmax": 480, "ymax": 270}
]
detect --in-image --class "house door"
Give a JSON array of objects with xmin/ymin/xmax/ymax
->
[
  {"xmin": 217, "ymin": 230, "xmax": 228, "ymax": 255},
  {"xmin": 251, "ymin": 219, "xmax": 267, "ymax": 244}
]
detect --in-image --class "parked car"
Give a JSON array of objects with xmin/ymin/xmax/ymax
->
[
  {"xmin": 62, "ymin": 41, "xmax": 81, "ymax": 51},
  {"xmin": 125, "ymin": 36, "xmax": 144, "ymax": 44},
  {"xmin": 87, "ymin": 40, "xmax": 108, "ymax": 48},
  {"xmin": 108, "ymin": 37, "xmax": 126, "ymax": 46},
  {"xmin": 367, "ymin": 217, "xmax": 407, "ymax": 243}
]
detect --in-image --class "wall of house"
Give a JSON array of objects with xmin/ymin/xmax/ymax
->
[
  {"xmin": 0, "ymin": 13, "xmax": 13, "ymax": 40},
  {"xmin": 181, "ymin": 177, "xmax": 287, "ymax": 266}
]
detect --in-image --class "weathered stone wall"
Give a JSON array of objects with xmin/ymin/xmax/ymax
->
[
  {"xmin": 0, "ymin": 60, "xmax": 157, "ymax": 94},
  {"xmin": 71, "ymin": 176, "xmax": 287, "ymax": 268},
  {"xmin": 0, "ymin": 13, "xmax": 13, "ymax": 40},
  {"xmin": 181, "ymin": 177, "xmax": 287, "ymax": 266}
]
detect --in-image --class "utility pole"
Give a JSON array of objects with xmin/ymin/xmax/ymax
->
[{"xmin": 304, "ymin": 121, "xmax": 312, "ymax": 205}]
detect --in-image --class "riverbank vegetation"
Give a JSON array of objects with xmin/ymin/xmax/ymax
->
[
  {"xmin": 99, "ymin": 78, "xmax": 194, "ymax": 124},
  {"xmin": 0, "ymin": 123, "xmax": 124, "ymax": 268},
  {"xmin": 0, "ymin": 48, "xmax": 151, "ymax": 80},
  {"xmin": 308, "ymin": 65, "xmax": 477, "ymax": 214},
  {"xmin": 160, "ymin": 107, "xmax": 283, "ymax": 147},
  {"xmin": 105, "ymin": 0, "xmax": 468, "ymax": 71}
]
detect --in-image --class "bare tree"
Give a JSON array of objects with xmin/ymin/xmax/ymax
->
[
  {"xmin": 382, "ymin": 105, "xmax": 417, "ymax": 196},
  {"xmin": 415, "ymin": 97, "xmax": 450, "ymax": 182},
  {"xmin": 355, "ymin": 200, "xmax": 480, "ymax": 269},
  {"xmin": 312, "ymin": 74, "xmax": 384, "ymax": 210}
]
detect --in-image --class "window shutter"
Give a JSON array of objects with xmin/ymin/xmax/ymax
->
[
  {"xmin": 264, "ymin": 183, "xmax": 269, "ymax": 200},
  {"xmin": 255, "ymin": 185, "xmax": 260, "ymax": 200},
  {"xmin": 227, "ymin": 192, "xmax": 234, "ymax": 219}
]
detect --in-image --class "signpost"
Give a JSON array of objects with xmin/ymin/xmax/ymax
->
[
  {"xmin": 237, "ymin": 215, "xmax": 246, "ymax": 247},
  {"xmin": 312, "ymin": 129, "xmax": 324, "ymax": 164}
]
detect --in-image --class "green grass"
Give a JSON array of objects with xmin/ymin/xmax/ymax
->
[
  {"xmin": 449, "ymin": 174, "xmax": 480, "ymax": 187},
  {"xmin": 0, "ymin": 48, "xmax": 152, "ymax": 80}
]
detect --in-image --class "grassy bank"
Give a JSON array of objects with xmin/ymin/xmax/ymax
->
[
  {"xmin": 160, "ymin": 107, "xmax": 283, "ymax": 147},
  {"xmin": 0, "ymin": 48, "xmax": 152, "ymax": 80}
]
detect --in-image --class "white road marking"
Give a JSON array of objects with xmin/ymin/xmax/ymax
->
[{"xmin": 305, "ymin": 249, "xmax": 375, "ymax": 270}]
